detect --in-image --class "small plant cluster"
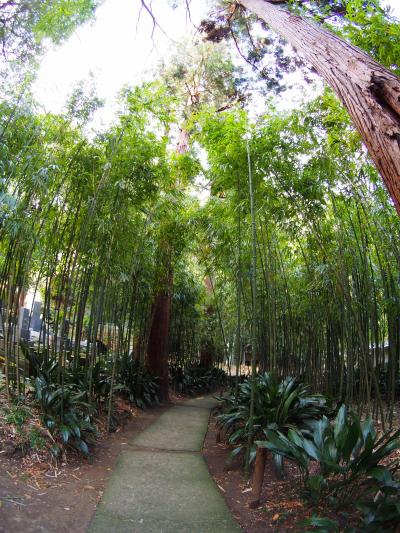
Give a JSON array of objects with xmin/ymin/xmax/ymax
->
[
  {"xmin": 217, "ymin": 372, "xmax": 400, "ymax": 532},
  {"xmin": 19, "ymin": 348, "xmax": 161, "ymax": 457},
  {"xmin": 217, "ymin": 372, "xmax": 331, "ymax": 466},
  {"xmin": 26, "ymin": 351, "xmax": 96, "ymax": 456},
  {"xmin": 261, "ymin": 405, "xmax": 400, "ymax": 532},
  {"xmin": 0, "ymin": 402, "xmax": 46, "ymax": 456},
  {"xmin": 119, "ymin": 354, "xmax": 160, "ymax": 409},
  {"xmin": 169, "ymin": 365, "xmax": 227, "ymax": 396}
]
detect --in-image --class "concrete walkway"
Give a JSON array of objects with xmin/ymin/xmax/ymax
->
[{"xmin": 89, "ymin": 396, "xmax": 241, "ymax": 533}]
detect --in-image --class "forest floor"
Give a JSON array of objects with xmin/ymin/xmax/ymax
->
[
  {"xmin": 0, "ymin": 400, "xmax": 168, "ymax": 533},
  {"xmin": 0, "ymin": 392, "xmax": 236, "ymax": 533},
  {"xmin": 89, "ymin": 395, "xmax": 240, "ymax": 532},
  {"xmin": 203, "ymin": 406, "xmax": 400, "ymax": 532},
  {"xmin": 1, "ymin": 393, "xmax": 399, "ymax": 532}
]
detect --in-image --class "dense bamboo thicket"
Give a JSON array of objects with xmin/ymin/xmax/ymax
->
[
  {"xmin": 0, "ymin": 87, "xmax": 206, "ymax": 415},
  {"xmin": 1, "ymin": 2, "xmax": 400, "ymax": 531},
  {"xmin": 195, "ymin": 93, "xmax": 400, "ymax": 420},
  {"xmin": 0, "ymin": 0, "xmax": 399, "ymax": 448},
  {"xmin": 1, "ymin": 87, "xmax": 399, "ymax": 426}
]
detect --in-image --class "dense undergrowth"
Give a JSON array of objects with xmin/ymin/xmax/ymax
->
[
  {"xmin": 0, "ymin": 354, "xmax": 227, "ymax": 461},
  {"xmin": 170, "ymin": 365, "xmax": 227, "ymax": 396},
  {"xmin": 217, "ymin": 374, "xmax": 400, "ymax": 532}
]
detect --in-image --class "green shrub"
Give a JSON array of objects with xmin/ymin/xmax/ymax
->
[
  {"xmin": 3, "ymin": 403, "xmax": 30, "ymax": 430},
  {"xmin": 34, "ymin": 373, "xmax": 95, "ymax": 455},
  {"xmin": 356, "ymin": 466, "xmax": 400, "ymax": 531},
  {"xmin": 170, "ymin": 365, "xmax": 227, "ymax": 395},
  {"xmin": 28, "ymin": 427, "xmax": 46, "ymax": 450},
  {"xmin": 26, "ymin": 351, "xmax": 96, "ymax": 455},
  {"xmin": 119, "ymin": 355, "xmax": 159, "ymax": 408},
  {"xmin": 217, "ymin": 372, "xmax": 330, "ymax": 464},
  {"xmin": 299, "ymin": 515, "xmax": 345, "ymax": 532},
  {"xmin": 258, "ymin": 405, "xmax": 400, "ymax": 530}
]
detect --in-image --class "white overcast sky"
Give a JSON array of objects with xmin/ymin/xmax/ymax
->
[
  {"xmin": 33, "ymin": 0, "xmax": 208, "ymax": 125},
  {"xmin": 33, "ymin": 0, "xmax": 400, "ymax": 126}
]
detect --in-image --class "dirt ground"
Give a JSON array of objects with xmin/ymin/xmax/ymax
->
[{"xmin": 0, "ymin": 404, "xmax": 167, "ymax": 533}]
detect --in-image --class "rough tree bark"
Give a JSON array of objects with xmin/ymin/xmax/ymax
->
[
  {"xmin": 249, "ymin": 447, "xmax": 267, "ymax": 509},
  {"xmin": 146, "ymin": 90, "xmax": 195, "ymax": 400},
  {"xmin": 147, "ymin": 267, "xmax": 172, "ymax": 403},
  {"xmin": 146, "ymin": 132, "xmax": 188, "ymax": 401},
  {"xmin": 199, "ymin": 336, "xmax": 215, "ymax": 369},
  {"xmin": 239, "ymin": 0, "xmax": 400, "ymax": 213}
]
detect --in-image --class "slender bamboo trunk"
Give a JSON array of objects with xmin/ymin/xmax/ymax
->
[
  {"xmin": 245, "ymin": 137, "xmax": 258, "ymax": 476},
  {"xmin": 235, "ymin": 173, "xmax": 242, "ymax": 401}
]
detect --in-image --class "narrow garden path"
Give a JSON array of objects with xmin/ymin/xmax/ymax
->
[{"xmin": 89, "ymin": 396, "xmax": 241, "ymax": 533}]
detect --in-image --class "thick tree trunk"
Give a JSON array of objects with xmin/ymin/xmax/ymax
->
[
  {"xmin": 240, "ymin": 0, "xmax": 400, "ymax": 213},
  {"xmin": 146, "ymin": 125, "xmax": 190, "ymax": 400},
  {"xmin": 249, "ymin": 447, "xmax": 267, "ymax": 509},
  {"xmin": 147, "ymin": 269, "xmax": 172, "ymax": 403},
  {"xmin": 199, "ymin": 336, "xmax": 215, "ymax": 369}
]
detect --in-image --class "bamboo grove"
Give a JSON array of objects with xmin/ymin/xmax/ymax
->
[
  {"xmin": 194, "ymin": 91, "xmax": 400, "ymax": 422},
  {"xmin": 0, "ymin": 85, "xmax": 205, "ymax": 413},
  {"xmin": 1, "ymin": 83, "xmax": 400, "ymax": 430},
  {"xmin": 1, "ymin": 2, "xmax": 400, "ymax": 531}
]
